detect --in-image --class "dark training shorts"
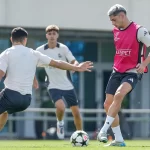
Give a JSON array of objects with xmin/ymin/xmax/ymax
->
[
  {"xmin": 0, "ymin": 88, "xmax": 31, "ymax": 114},
  {"xmin": 105, "ymin": 71, "xmax": 140, "ymax": 95},
  {"xmin": 48, "ymin": 89, "xmax": 79, "ymax": 107}
]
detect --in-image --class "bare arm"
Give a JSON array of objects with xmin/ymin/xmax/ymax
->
[
  {"xmin": 0, "ymin": 50, "xmax": 8, "ymax": 79},
  {"xmin": 0, "ymin": 70, "xmax": 5, "ymax": 81},
  {"xmin": 33, "ymin": 76, "xmax": 39, "ymax": 89},
  {"xmin": 70, "ymin": 59, "xmax": 79, "ymax": 65},
  {"xmin": 136, "ymin": 55, "xmax": 150, "ymax": 73},
  {"xmin": 136, "ymin": 28, "xmax": 150, "ymax": 73},
  {"xmin": 140, "ymin": 55, "xmax": 150, "ymax": 67},
  {"xmin": 35, "ymin": 51, "xmax": 93, "ymax": 71},
  {"xmin": 70, "ymin": 59, "xmax": 79, "ymax": 73},
  {"xmin": 49, "ymin": 59, "xmax": 93, "ymax": 72}
]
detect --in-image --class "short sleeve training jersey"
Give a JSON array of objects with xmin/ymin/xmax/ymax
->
[
  {"xmin": 0, "ymin": 45, "xmax": 52, "ymax": 94},
  {"xmin": 36, "ymin": 43, "xmax": 75, "ymax": 90}
]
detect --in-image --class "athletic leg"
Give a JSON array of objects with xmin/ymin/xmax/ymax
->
[
  {"xmin": 48, "ymin": 89, "xmax": 65, "ymax": 139},
  {"xmin": 99, "ymin": 73, "xmax": 138, "ymax": 146},
  {"xmin": 0, "ymin": 111, "xmax": 8, "ymax": 131},
  {"xmin": 63, "ymin": 89, "xmax": 82, "ymax": 130},
  {"xmin": 97, "ymin": 72, "xmax": 123, "ymax": 143}
]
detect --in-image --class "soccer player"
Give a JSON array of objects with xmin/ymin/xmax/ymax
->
[
  {"xmin": 0, "ymin": 27, "xmax": 93, "ymax": 132},
  {"xmin": 36, "ymin": 25, "xmax": 83, "ymax": 139},
  {"xmin": 97, "ymin": 4, "xmax": 150, "ymax": 147}
]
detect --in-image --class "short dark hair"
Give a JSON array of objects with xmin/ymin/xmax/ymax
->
[
  {"xmin": 107, "ymin": 4, "xmax": 127, "ymax": 16},
  {"xmin": 11, "ymin": 27, "xmax": 28, "ymax": 42}
]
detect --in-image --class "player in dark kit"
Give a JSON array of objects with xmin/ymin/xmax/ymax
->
[{"xmin": 97, "ymin": 4, "xmax": 150, "ymax": 147}]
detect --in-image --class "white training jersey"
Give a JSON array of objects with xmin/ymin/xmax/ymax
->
[
  {"xmin": 137, "ymin": 27, "xmax": 150, "ymax": 47},
  {"xmin": 36, "ymin": 43, "xmax": 75, "ymax": 90},
  {"xmin": 0, "ymin": 45, "xmax": 52, "ymax": 95}
]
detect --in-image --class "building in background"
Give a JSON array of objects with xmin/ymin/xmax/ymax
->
[{"xmin": 0, "ymin": 0, "xmax": 150, "ymax": 139}]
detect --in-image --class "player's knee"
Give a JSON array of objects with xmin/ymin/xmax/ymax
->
[
  {"xmin": 3, "ymin": 111, "xmax": 8, "ymax": 114},
  {"xmin": 114, "ymin": 91, "xmax": 125, "ymax": 102},
  {"xmin": 57, "ymin": 106, "xmax": 65, "ymax": 113},
  {"xmin": 55, "ymin": 102, "xmax": 65, "ymax": 113},
  {"xmin": 55, "ymin": 100, "xmax": 65, "ymax": 111},
  {"xmin": 104, "ymin": 99, "xmax": 112, "ymax": 111},
  {"xmin": 104, "ymin": 102, "xmax": 109, "ymax": 111}
]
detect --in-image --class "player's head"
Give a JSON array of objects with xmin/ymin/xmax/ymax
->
[
  {"xmin": 10, "ymin": 27, "xmax": 28, "ymax": 45},
  {"xmin": 46, "ymin": 25, "xmax": 59, "ymax": 43},
  {"xmin": 107, "ymin": 4, "xmax": 127, "ymax": 28}
]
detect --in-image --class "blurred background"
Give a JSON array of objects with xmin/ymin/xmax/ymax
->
[{"xmin": 0, "ymin": 0, "xmax": 150, "ymax": 140}]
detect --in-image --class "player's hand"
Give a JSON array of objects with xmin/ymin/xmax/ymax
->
[
  {"xmin": 76, "ymin": 61, "xmax": 93, "ymax": 72},
  {"xmin": 33, "ymin": 79, "xmax": 39, "ymax": 89},
  {"xmin": 33, "ymin": 82, "xmax": 39, "ymax": 89},
  {"xmin": 136, "ymin": 63, "xmax": 145, "ymax": 74}
]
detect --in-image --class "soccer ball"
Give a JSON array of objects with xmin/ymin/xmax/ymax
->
[{"xmin": 70, "ymin": 130, "xmax": 89, "ymax": 147}]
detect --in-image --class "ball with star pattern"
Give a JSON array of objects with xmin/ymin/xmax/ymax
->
[{"xmin": 70, "ymin": 130, "xmax": 89, "ymax": 147}]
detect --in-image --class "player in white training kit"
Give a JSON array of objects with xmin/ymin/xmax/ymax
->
[
  {"xmin": 36, "ymin": 25, "xmax": 83, "ymax": 139},
  {"xmin": 0, "ymin": 27, "xmax": 93, "ymax": 132}
]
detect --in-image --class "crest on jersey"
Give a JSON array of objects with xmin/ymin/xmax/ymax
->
[
  {"xmin": 144, "ymin": 31, "xmax": 148, "ymax": 36},
  {"xmin": 58, "ymin": 53, "xmax": 62, "ymax": 58},
  {"xmin": 114, "ymin": 32, "xmax": 120, "ymax": 41}
]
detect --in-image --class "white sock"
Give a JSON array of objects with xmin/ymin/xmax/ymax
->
[
  {"xmin": 57, "ymin": 120, "xmax": 64, "ymax": 126},
  {"xmin": 112, "ymin": 125, "xmax": 124, "ymax": 142},
  {"xmin": 100, "ymin": 115, "xmax": 115, "ymax": 133}
]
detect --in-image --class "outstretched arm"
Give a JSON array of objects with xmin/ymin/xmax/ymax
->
[
  {"xmin": 70, "ymin": 59, "xmax": 79, "ymax": 73},
  {"xmin": 35, "ymin": 51, "xmax": 93, "ymax": 72},
  {"xmin": 70, "ymin": 59, "xmax": 79, "ymax": 66},
  {"xmin": 49, "ymin": 59, "xmax": 93, "ymax": 72}
]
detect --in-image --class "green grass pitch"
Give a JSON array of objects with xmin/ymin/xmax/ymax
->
[{"xmin": 0, "ymin": 140, "xmax": 150, "ymax": 150}]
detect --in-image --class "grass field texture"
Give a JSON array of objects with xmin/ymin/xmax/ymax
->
[{"xmin": 0, "ymin": 140, "xmax": 150, "ymax": 150}]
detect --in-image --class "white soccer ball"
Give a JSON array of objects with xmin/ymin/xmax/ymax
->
[{"xmin": 70, "ymin": 130, "xmax": 89, "ymax": 147}]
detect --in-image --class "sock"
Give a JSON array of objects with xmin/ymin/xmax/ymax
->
[
  {"xmin": 100, "ymin": 115, "xmax": 115, "ymax": 133},
  {"xmin": 57, "ymin": 119, "xmax": 64, "ymax": 126},
  {"xmin": 112, "ymin": 125, "xmax": 124, "ymax": 142}
]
